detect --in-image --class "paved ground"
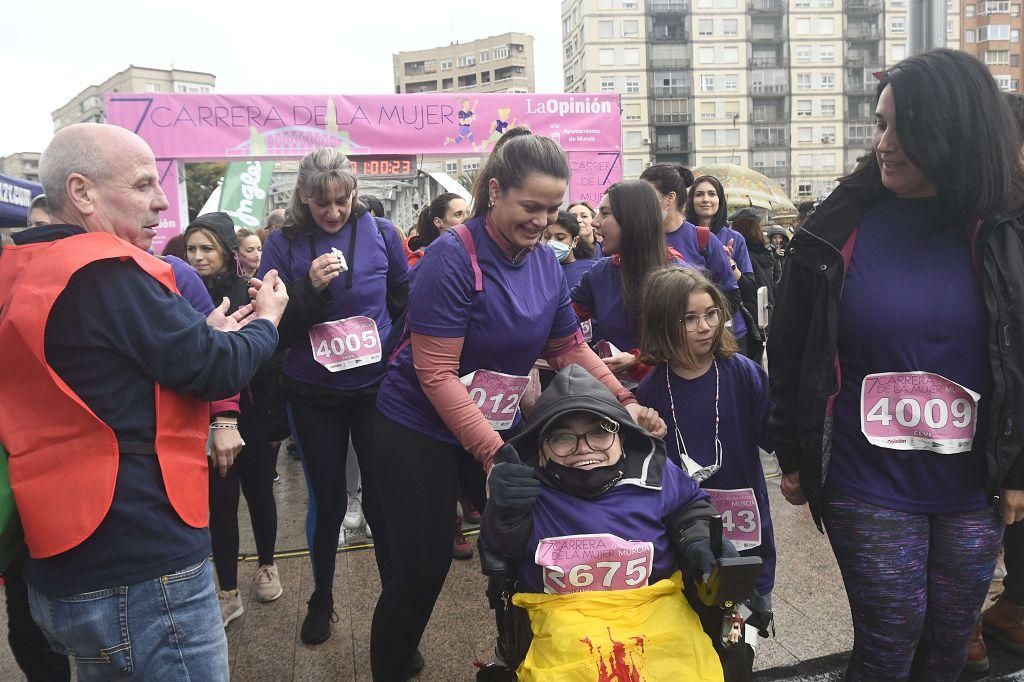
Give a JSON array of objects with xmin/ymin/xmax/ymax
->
[{"xmin": 0, "ymin": 449, "xmax": 1021, "ymax": 680}]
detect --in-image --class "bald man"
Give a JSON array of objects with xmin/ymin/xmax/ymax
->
[{"xmin": 0, "ymin": 123, "xmax": 289, "ymax": 680}]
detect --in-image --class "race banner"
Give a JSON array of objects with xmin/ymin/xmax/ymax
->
[{"xmin": 105, "ymin": 93, "xmax": 622, "ymax": 161}]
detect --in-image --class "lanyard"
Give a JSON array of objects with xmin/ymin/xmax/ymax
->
[{"xmin": 665, "ymin": 359, "xmax": 723, "ymax": 483}]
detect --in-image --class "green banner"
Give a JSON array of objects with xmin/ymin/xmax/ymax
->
[{"xmin": 218, "ymin": 160, "xmax": 275, "ymax": 229}]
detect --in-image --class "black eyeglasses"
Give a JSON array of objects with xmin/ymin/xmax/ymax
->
[
  {"xmin": 681, "ymin": 308, "xmax": 722, "ymax": 332},
  {"xmin": 544, "ymin": 420, "xmax": 620, "ymax": 457}
]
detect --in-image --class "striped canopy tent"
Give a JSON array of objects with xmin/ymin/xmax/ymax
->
[{"xmin": 691, "ymin": 163, "xmax": 796, "ymax": 217}]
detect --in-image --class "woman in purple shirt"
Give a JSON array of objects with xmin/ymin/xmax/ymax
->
[
  {"xmin": 371, "ymin": 129, "xmax": 666, "ymax": 680},
  {"xmin": 640, "ymin": 164, "xmax": 746, "ymax": 344},
  {"xmin": 257, "ymin": 148, "xmax": 410, "ymax": 647},
  {"xmin": 768, "ymin": 50, "xmax": 1024, "ymax": 680}
]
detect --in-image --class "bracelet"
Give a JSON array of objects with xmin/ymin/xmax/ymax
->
[{"xmin": 210, "ymin": 422, "xmax": 239, "ymax": 430}]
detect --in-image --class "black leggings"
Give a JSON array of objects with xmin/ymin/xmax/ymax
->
[
  {"xmin": 370, "ymin": 412, "xmax": 487, "ymax": 681},
  {"xmin": 209, "ymin": 419, "xmax": 279, "ymax": 590},
  {"xmin": 4, "ymin": 552, "xmax": 70, "ymax": 681},
  {"xmin": 288, "ymin": 392, "xmax": 385, "ymax": 595}
]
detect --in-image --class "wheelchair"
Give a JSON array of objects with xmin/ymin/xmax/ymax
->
[{"xmin": 474, "ymin": 517, "xmax": 772, "ymax": 682}]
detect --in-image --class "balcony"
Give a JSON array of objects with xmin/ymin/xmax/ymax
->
[
  {"xmin": 846, "ymin": 25, "xmax": 883, "ymax": 40},
  {"xmin": 750, "ymin": 30, "xmax": 784, "ymax": 43},
  {"xmin": 752, "ymin": 125, "xmax": 789, "ymax": 149},
  {"xmin": 649, "ymin": 0, "xmax": 689, "ymax": 12},
  {"xmin": 655, "ymin": 140, "xmax": 686, "ymax": 153},
  {"xmin": 846, "ymin": 0, "xmax": 883, "ymax": 12},
  {"xmin": 846, "ymin": 80, "xmax": 877, "ymax": 95},
  {"xmin": 752, "ymin": 112, "xmax": 788, "ymax": 123},
  {"xmin": 653, "ymin": 112, "xmax": 692, "ymax": 124},
  {"xmin": 757, "ymin": 165, "xmax": 791, "ymax": 178},
  {"xmin": 749, "ymin": 0, "xmax": 786, "ymax": 12},
  {"xmin": 403, "ymin": 62, "xmax": 436, "ymax": 77},
  {"xmin": 650, "ymin": 57, "xmax": 691, "ymax": 70},
  {"xmin": 749, "ymin": 56, "xmax": 786, "ymax": 68},
  {"xmin": 652, "ymin": 85, "xmax": 692, "ymax": 97},
  {"xmin": 845, "ymin": 54, "xmax": 883, "ymax": 69},
  {"xmin": 651, "ymin": 28, "xmax": 689, "ymax": 42},
  {"xmin": 751, "ymin": 83, "xmax": 789, "ymax": 96}
]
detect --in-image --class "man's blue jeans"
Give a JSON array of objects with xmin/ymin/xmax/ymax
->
[{"xmin": 27, "ymin": 559, "xmax": 228, "ymax": 680}]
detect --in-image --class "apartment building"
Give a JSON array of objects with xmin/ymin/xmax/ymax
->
[
  {"xmin": 562, "ymin": 0, "xmax": 949, "ymax": 200},
  {"xmin": 392, "ymin": 33, "xmax": 535, "ymax": 95},
  {"xmin": 962, "ymin": 0, "xmax": 1022, "ymax": 92},
  {"xmin": 52, "ymin": 66, "xmax": 215, "ymax": 132},
  {"xmin": 0, "ymin": 152, "xmax": 41, "ymax": 183}
]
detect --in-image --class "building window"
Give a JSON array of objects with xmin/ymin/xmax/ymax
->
[
  {"xmin": 623, "ymin": 20, "xmax": 639, "ymax": 37},
  {"xmin": 625, "ymin": 103, "xmax": 641, "ymax": 121},
  {"xmin": 145, "ymin": 83, "xmax": 162, "ymax": 93},
  {"xmin": 441, "ymin": 59, "xmax": 453, "ymax": 70},
  {"xmin": 625, "ymin": 77, "xmax": 641, "ymax": 93},
  {"xmin": 996, "ymin": 75, "xmax": 1014, "ymax": 90},
  {"xmin": 890, "ymin": 18, "xmax": 906, "ymax": 33},
  {"xmin": 458, "ymin": 54, "xmax": 476, "ymax": 67},
  {"xmin": 798, "ymin": 182, "xmax": 812, "ymax": 194},
  {"xmin": 966, "ymin": 2, "xmax": 976, "ymax": 13},
  {"xmin": 701, "ymin": 74, "xmax": 716, "ymax": 91},
  {"xmin": 821, "ymin": 45, "xmax": 834, "ymax": 61},
  {"xmin": 601, "ymin": 77, "xmax": 616, "ymax": 93},
  {"xmin": 984, "ymin": 50, "xmax": 1011, "ymax": 64},
  {"xmin": 723, "ymin": 19, "xmax": 739, "ymax": 36},
  {"xmin": 799, "ymin": 154, "xmax": 813, "ymax": 170},
  {"xmin": 599, "ymin": 21, "xmax": 614, "ymax": 38},
  {"xmin": 892, "ymin": 43, "xmax": 907, "ymax": 60},
  {"xmin": 822, "ymin": 99, "xmax": 836, "ymax": 117},
  {"xmin": 981, "ymin": 0, "xmax": 1011, "ymax": 12},
  {"xmin": 821, "ymin": 126, "xmax": 836, "ymax": 143},
  {"xmin": 797, "ymin": 73, "xmax": 812, "ymax": 90},
  {"xmin": 625, "ymin": 130, "xmax": 643, "ymax": 148},
  {"xmin": 947, "ymin": 20, "xmax": 954, "ymax": 36},
  {"xmin": 821, "ymin": 73, "xmax": 835, "ymax": 89},
  {"xmin": 966, "ymin": 29, "xmax": 976, "ymax": 43},
  {"xmin": 701, "ymin": 129, "xmax": 717, "ymax": 147},
  {"xmin": 698, "ymin": 19, "xmax": 714, "ymax": 36},
  {"xmin": 446, "ymin": 161, "xmax": 458, "ymax": 174},
  {"xmin": 494, "ymin": 46, "xmax": 511, "ymax": 59},
  {"xmin": 796, "ymin": 18, "xmax": 811, "ymax": 34},
  {"xmin": 625, "ymin": 158, "xmax": 643, "ymax": 176},
  {"xmin": 979, "ymin": 24, "xmax": 1011, "ymax": 40},
  {"xmin": 724, "ymin": 74, "xmax": 739, "ymax": 90},
  {"xmin": 818, "ymin": 17, "xmax": 835, "ymax": 34},
  {"xmin": 624, "ymin": 48, "xmax": 640, "ymax": 65},
  {"xmin": 816, "ymin": 153, "xmax": 836, "ymax": 169},
  {"xmin": 700, "ymin": 47, "xmax": 715, "ymax": 63},
  {"xmin": 480, "ymin": 50, "xmax": 489, "ymax": 63},
  {"xmin": 723, "ymin": 47, "xmax": 739, "ymax": 63},
  {"xmin": 797, "ymin": 46, "xmax": 811, "ymax": 62},
  {"xmin": 798, "ymin": 99, "xmax": 813, "ymax": 116},
  {"xmin": 600, "ymin": 49, "xmax": 616, "ymax": 65},
  {"xmin": 1012, "ymin": 28, "xmax": 1021, "ymax": 42},
  {"xmin": 798, "ymin": 126, "xmax": 813, "ymax": 143},
  {"xmin": 701, "ymin": 102, "xmax": 717, "ymax": 120}
]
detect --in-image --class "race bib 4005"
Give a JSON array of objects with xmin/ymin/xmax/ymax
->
[
  {"xmin": 309, "ymin": 316, "xmax": 382, "ymax": 372},
  {"xmin": 534, "ymin": 533, "xmax": 655, "ymax": 595},
  {"xmin": 860, "ymin": 372, "xmax": 981, "ymax": 454}
]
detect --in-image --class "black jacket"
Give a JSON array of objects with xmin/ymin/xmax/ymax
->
[
  {"xmin": 766, "ymin": 182, "xmax": 1024, "ymax": 527},
  {"xmin": 744, "ymin": 238, "xmax": 782, "ymax": 327}
]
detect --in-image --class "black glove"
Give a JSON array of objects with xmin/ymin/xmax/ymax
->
[
  {"xmin": 487, "ymin": 444, "xmax": 540, "ymax": 512},
  {"xmin": 685, "ymin": 537, "xmax": 740, "ymax": 583}
]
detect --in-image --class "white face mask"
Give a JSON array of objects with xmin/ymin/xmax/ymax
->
[{"xmin": 548, "ymin": 239, "xmax": 572, "ymax": 263}]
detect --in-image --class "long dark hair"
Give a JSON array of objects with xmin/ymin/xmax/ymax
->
[
  {"xmin": 639, "ymin": 164, "xmax": 694, "ymax": 209},
  {"xmin": 471, "ymin": 127, "xmax": 569, "ymax": 219},
  {"xmin": 607, "ymin": 180, "xmax": 672, "ymax": 324},
  {"xmin": 410, "ymin": 192, "xmax": 462, "ymax": 250},
  {"xmin": 685, "ymin": 175, "xmax": 729, "ymax": 231},
  {"xmin": 840, "ymin": 48, "xmax": 1024, "ymax": 229}
]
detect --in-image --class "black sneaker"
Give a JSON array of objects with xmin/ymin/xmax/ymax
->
[
  {"xmin": 300, "ymin": 591, "xmax": 337, "ymax": 645},
  {"xmin": 406, "ymin": 649, "xmax": 425, "ymax": 678}
]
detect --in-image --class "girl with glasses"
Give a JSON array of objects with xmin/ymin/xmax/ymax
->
[{"xmin": 636, "ymin": 266, "xmax": 776, "ymax": 674}]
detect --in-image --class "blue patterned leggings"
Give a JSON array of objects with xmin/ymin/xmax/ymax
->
[{"xmin": 822, "ymin": 490, "xmax": 1003, "ymax": 682}]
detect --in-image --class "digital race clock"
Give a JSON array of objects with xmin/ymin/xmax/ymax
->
[{"xmin": 348, "ymin": 156, "xmax": 418, "ymax": 179}]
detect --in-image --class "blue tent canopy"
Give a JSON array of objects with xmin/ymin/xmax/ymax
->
[{"xmin": 0, "ymin": 173, "xmax": 43, "ymax": 228}]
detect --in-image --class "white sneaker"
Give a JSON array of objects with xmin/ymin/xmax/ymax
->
[
  {"xmin": 365, "ymin": 522, "xmax": 372, "ymax": 539},
  {"xmin": 218, "ymin": 589, "xmax": 244, "ymax": 627},
  {"xmin": 343, "ymin": 495, "xmax": 364, "ymax": 530}
]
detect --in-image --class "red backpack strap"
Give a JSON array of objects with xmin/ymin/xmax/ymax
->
[
  {"xmin": 451, "ymin": 223, "xmax": 483, "ymax": 292},
  {"xmin": 695, "ymin": 225, "xmax": 711, "ymax": 255},
  {"xmin": 840, "ymin": 228, "xmax": 858, "ymax": 273}
]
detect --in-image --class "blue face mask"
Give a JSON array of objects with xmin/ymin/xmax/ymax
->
[{"xmin": 548, "ymin": 239, "xmax": 572, "ymax": 263}]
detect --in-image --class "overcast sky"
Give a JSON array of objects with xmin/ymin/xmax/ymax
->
[{"xmin": 2, "ymin": 1, "xmax": 564, "ymax": 157}]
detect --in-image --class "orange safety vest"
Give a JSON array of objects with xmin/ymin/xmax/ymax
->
[{"xmin": 0, "ymin": 232, "xmax": 209, "ymax": 558}]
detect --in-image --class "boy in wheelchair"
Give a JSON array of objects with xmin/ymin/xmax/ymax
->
[{"xmin": 478, "ymin": 365, "xmax": 763, "ymax": 681}]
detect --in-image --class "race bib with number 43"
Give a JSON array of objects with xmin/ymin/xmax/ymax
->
[
  {"xmin": 860, "ymin": 371, "xmax": 981, "ymax": 454},
  {"xmin": 460, "ymin": 369, "xmax": 530, "ymax": 430},
  {"xmin": 534, "ymin": 533, "xmax": 655, "ymax": 595},
  {"xmin": 706, "ymin": 488, "xmax": 762, "ymax": 551},
  {"xmin": 309, "ymin": 316, "xmax": 382, "ymax": 372}
]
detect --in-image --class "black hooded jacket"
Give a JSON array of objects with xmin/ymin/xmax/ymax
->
[
  {"xmin": 481, "ymin": 365, "xmax": 717, "ymax": 570},
  {"xmin": 766, "ymin": 182, "xmax": 1024, "ymax": 528}
]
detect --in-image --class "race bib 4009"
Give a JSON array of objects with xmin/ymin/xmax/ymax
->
[
  {"xmin": 860, "ymin": 372, "xmax": 981, "ymax": 454},
  {"xmin": 534, "ymin": 533, "xmax": 655, "ymax": 595}
]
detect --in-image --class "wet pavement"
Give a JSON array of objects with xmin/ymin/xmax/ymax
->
[{"xmin": 0, "ymin": 448, "xmax": 1020, "ymax": 680}]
